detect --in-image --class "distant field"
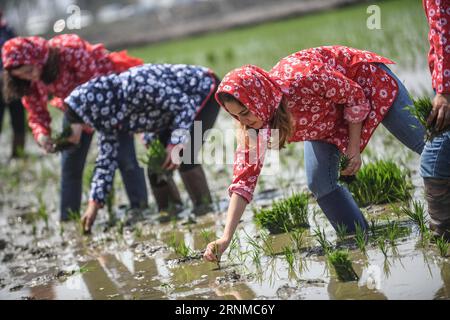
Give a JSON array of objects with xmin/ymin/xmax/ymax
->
[{"xmin": 129, "ymin": 0, "xmax": 429, "ymax": 77}]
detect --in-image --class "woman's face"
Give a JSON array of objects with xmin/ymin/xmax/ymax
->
[
  {"xmin": 10, "ymin": 65, "xmax": 41, "ymax": 82},
  {"xmin": 224, "ymin": 99, "xmax": 264, "ymax": 129}
]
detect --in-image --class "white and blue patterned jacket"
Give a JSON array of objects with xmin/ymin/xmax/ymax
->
[{"xmin": 65, "ymin": 63, "xmax": 217, "ymax": 205}]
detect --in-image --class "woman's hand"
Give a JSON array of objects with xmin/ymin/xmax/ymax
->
[
  {"xmin": 162, "ymin": 144, "xmax": 182, "ymax": 171},
  {"xmin": 203, "ymin": 237, "xmax": 231, "ymax": 262},
  {"xmin": 430, "ymin": 93, "xmax": 450, "ymax": 131},
  {"xmin": 80, "ymin": 201, "xmax": 100, "ymax": 234},
  {"xmin": 341, "ymin": 144, "xmax": 362, "ymax": 176},
  {"xmin": 37, "ymin": 134, "xmax": 55, "ymax": 153}
]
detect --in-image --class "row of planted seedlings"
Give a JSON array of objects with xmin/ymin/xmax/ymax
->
[{"xmin": 243, "ymin": 151, "xmax": 449, "ymax": 283}]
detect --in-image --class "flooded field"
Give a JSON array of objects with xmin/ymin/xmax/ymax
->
[{"xmin": 0, "ymin": 0, "xmax": 448, "ymax": 300}]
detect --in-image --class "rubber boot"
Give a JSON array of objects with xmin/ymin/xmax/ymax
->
[
  {"xmin": 316, "ymin": 186, "xmax": 368, "ymax": 234},
  {"xmin": 149, "ymin": 172, "xmax": 183, "ymax": 221},
  {"xmin": 179, "ymin": 165, "xmax": 213, "ymax": 216},
  {"xmin": 424, "ymin": 178, "xmax": 450, "ymax": 241}
]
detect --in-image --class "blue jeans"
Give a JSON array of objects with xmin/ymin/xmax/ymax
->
[
  {"xmin": 304, "ymin": 63, "xmax": 425, "ymax": 199},
  {"xmin": 420, "ymin": 130, "xmax": 450, "ymax": 179},
  {"xmin": 60, "ymin": 117, "xmax": 148, "ymax": 220}
]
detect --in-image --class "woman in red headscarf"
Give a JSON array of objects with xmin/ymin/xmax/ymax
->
[
  {"xmin": 1, "ymin": 34, "xmax": 148, "ymax": 221},
  {"xmin": 204, "ymin": 46, "xmax": 426, "ymax": 262}
]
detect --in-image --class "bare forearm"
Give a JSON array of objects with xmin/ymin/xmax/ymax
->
[
  {"xmin": 348, "ymin": 121, "xmax": 363, "ymax": 148},
  {"xmin": 222, "ymin": 193, "xmax": 247, "ymax": 242}
]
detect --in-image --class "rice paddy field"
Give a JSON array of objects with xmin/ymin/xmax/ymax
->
[{"xmin": 0, "ymin": 0, "xmax": 449, "ymax": 300}]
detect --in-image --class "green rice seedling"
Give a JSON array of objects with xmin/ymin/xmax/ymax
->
[
  {"xmin": 406, "ymin": 97, "xmax": 448, "ymax": 141},
  {"xmin": 347, "ymin": 160, "xmax": 413, "ymax": 207},
  {"xmin": 400, "ymin": 201, "xmax": 429, "ymax": 236},
  {"xmin": 254, "ymin": 192, "xmax": 310, "ymax": 234},
  {"xmin": 435, "ymin": 236, "xmax": 449, "ymax": 258},
  {"xmin": 377, "ymin": 237, "xmax": 389, "ymax": 258},
  {"xmin": 354, "ymin": 223, "xmax": 367, "ymax": 255},
  {"xmin": 76, "ymin": 263, "xmax": 91, "ymax": 274},
  {"xmin": 200, "ymin": 229, "xmax": 214, "ymax": 245},
  {"xmin": 67, "ymin": 209, "xmax": 84, "ymax": 235},
  {"xmin": 338, "ymin": 154, "xmax": 356, "ymax": 184},
  {"xmin": 140, "ymin": 139, "xmax": 168, "ymax": 178},
  {"xmin": 259, "ymin": 230, "xmax": 276, "ymax": 256},
  {"xmin": 251, "ymin": 249, "xmax": 262, "ymax": 270},
  {"xmin": 83, "ymin": 163, "xmax": 95, "ymax": 191},
  {"xmin": 336, "ymin": 223, "xmax": 349, "ymax": 243},
  {"xmin": 288, "ymin": 228, "xmax": 305, "ymax": 252},
  {"xmin": 283, "ymin": 246, "xmax": 295, "ymax": 273},
  {"xmin": 243, "ymin": 228, "xmax": 274, "ymax": 257},
  {"xmin": 313, "ymin": 227, "xmax": 332, "ymax": 254},
  {"xmin": 59, "ymin": 223, "xmax": 65, "ymax": 237},
  {"xmin": 385, "ymin": 219, "xmax": 401, "ymax": 247},
  {"xmin": 134, "ymin": 226, "xmax": 142, "ymax": 239},
  {"xmin": 36, "ymin": 192, "xmax": 49, "ymax": 230},
  {"xmin": 168, "ymin": 233, "xmax": 193, "ymax": 258},
  {"xmin": 327, "ymin": 249, "xmax": 359, "ymax": 282},
  {"xmin": 53, "ymin": 125, "xmax": 74, "ymax": 152},
  {"xmin": 227, "ymin": 233, "xmax": 240, "ymax": 262}
]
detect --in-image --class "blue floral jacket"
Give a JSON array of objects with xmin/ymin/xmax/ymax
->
[{"xmin": 65, "ymin": 63, "xmax": 217, "ymax": 205}]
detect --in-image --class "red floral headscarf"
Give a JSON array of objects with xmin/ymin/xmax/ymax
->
[
  {"xmin": 215, "ymin": 64, "xmax": 284, "ymax": 127},
  {"xmin": 2, "ymin": 36, "xmax": 49, "ymax": 69}
]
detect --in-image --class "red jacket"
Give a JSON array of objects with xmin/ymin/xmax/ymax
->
[
  {"xmin": 216, "ymin": 46, "xmax": 399, "ymax": 203},
  {"xmin": 423, "ymin": 0, "xmax": 450, "ymax": 94},
  {"xmin": 2, "ymin": 34, "xmax": 142, "ymax": 140}
]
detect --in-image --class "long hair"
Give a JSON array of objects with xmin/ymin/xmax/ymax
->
[
  {"xmin": 217, "ymin": 92, "xmax": 293, "ymax": 149},
  {"xmin": 2, "ymin": 47, "xmax": 60, "ymax": 103}
]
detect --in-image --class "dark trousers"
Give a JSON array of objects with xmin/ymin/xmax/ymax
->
[
  {"xmin": 0, "ymin": 90, "xmax": 26, "ymax": 156},
  {"xmin": 60, "ymin": 116, "xmax": 148, "ymax": 220}
]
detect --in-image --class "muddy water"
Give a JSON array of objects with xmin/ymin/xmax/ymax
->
[{"xmin": 0, "ymin": 69, "xmax": 449, "ymax": 300}]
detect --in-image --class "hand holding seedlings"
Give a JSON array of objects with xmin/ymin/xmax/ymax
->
[
  {"xmin": 407, "ymin": 96, "xmax": 450, "ymax": 140},
  {"xmin": 338, "ymin": 154, "xmax": 356, "ymax": 184},
  {"xmin": 80, "ymin": 201, "xmax": 100, "ymax": 234},
  {"xmin": 430, "ymin": 93, "xmax": 450, "ymax": 131},
  {"xmin": 141, "ymin": 139, "xmax": 174, "ymax": 175},
  {"xmin": 52, "ymin": 125, "xmax": 74, "ymax": 152},
  {"xmin": 204, "ymin": 238, "xmax": 230, "ymax": 263},
  {"xmin": 37, "ymin": 134, "xmax": 55, "ymax": 153},
  {"xmin": 341, "ymin": 146, "xmax": 362, "ymax": 177}
]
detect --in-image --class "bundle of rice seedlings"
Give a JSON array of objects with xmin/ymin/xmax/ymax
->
[
  {"xmin": 327, "ymin": 249, "xmax": 359, "ymax": 282},
  {"xmin": 140, "ymin": 139, "xmax": 169, "ymax": 179},
  {"xmin": 254, "ymin": 192, "xmax": 310, "ymax": 234},
  {"xmin": 406, "ymin": 97, "xmax": 448, "ymax": 141},
  {"xmin": 347, "ymin": 160, "xmax": 413, "ymax": 207},
  {"xmin": 53, "ymin": 125, "xmax": 74, "ymax": 152}
]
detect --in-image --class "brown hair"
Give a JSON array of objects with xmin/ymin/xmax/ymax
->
[
  {"xmin": 217, "ymin": 92, "xmax": 293, "ymax": 149},
  {"xmin": 2, "ymin": 47, "xmax": 60, "ymax": 103}
]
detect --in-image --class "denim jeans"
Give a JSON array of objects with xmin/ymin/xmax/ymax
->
[
  {"xmin": 60, "ymin": 116, "xmax": 148, "ymax": 220},
  {"xmin": 304, "ymin": 63, "xmax": 425, "ymax": 199},
  {"xmin": 420, "ymin": 131, "xmax": 450, "ymax": 179}
]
